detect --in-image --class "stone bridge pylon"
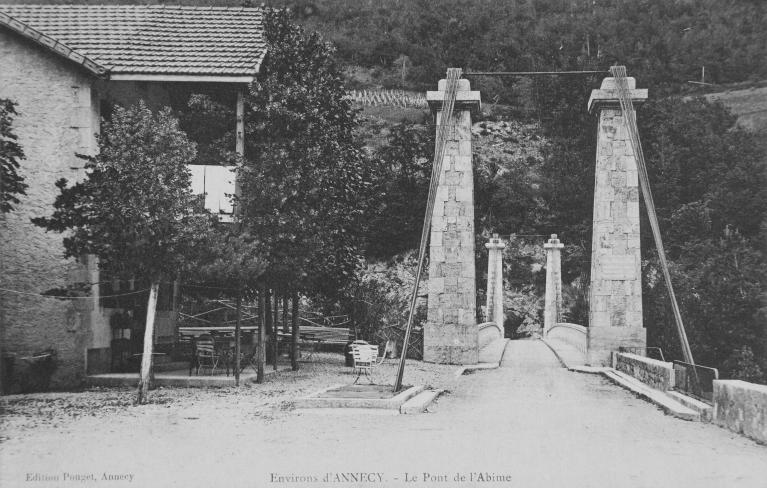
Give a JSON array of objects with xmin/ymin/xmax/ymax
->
[
  {"xmin": 586, "ymin": 77, "xmax": 648, "ymax": 365},
  {"xmin": 422, "ymin": 72, "xmax": 649, "ymax": 368},
  {"xmin": 424, "ymin": 77, "xmax": 481, "ymax": 365}
]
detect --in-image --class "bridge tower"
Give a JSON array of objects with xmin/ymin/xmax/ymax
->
[
  {"xmin": 586, "ymin": 76, "xmax": 648, "ymax": 366},
  {"xmin": 424, "ymin": 77, "xmax": 481, "ymax": 364}
]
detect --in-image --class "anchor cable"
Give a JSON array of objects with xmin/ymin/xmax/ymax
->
[
  {"xmin": 610, "ymin": 65, "xmax": 695, "ymax": 366},
  {"xmin": 394, "ymin": 68, "xmax": 462, "ymax": 392}
]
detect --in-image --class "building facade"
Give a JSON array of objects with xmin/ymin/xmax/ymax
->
[{"xmin": 0, "ymin": 5, "xmax": 264, "ymax": 391}]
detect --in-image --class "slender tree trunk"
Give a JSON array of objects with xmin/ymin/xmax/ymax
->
[
  {"xmin": 272, "ymin": 291, "xmax": 279, "ymax": 370},
  {"xmin": 264, "ymin": 287, "xmax": 273, "ymax": 365},
  {"xmin": 234, "ymin": 291, "xmax": 242, "ymax": 387},
  {"xmin": 136, "ymin": 281, "xmax": 160, "ymax": 404},
  {"xmin": 257, "ymin": 286, "xmax": 266, "ymax": 383},
  {"xmin": 291, "ymin": 290, "xmax": 299, "ymax": 371},
  {"xmin": 282, "ymin": 296, "xmax": 289, "ymax": 333}
]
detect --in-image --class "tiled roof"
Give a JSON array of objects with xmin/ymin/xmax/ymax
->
[{"xmin": 0, "ymin": 5, "xmax": 266, "ymax": 79}]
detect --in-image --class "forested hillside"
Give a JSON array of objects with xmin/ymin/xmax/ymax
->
[
  {"xmin": 3, "ymin": 0, "xmax": 765, "ymax": 380},
  {"xmin": 4, "ymin": 0, "xmax": 766, "ymax": 97}
]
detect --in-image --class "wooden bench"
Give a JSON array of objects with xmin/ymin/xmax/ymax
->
[
  {"xmin": 297, "ymin": 325, "xmax": 353, "ymax": 345},
  {"xmin": 275, "ymin": 326, "xmax": 354, "ymax": 360}
]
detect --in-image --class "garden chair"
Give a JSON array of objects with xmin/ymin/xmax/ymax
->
[
  {"xmin": 351, "ymin": 343, "xmax": 382, "ymax": 384},
  {"xmin": 192, "ymin": 334, "xmax": 222, "ymax": 376}
]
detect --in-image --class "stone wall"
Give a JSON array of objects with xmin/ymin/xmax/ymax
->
[
  {"xmin": 712, "ymin": 380, "xmax": 767, "ymax": 444},
  {"xmin": 614, "ymin": 352, "xmax": 675, "ymax": 391},
  {"xmin": 0, "ymin": 31, "xmax": 107, "ymax": 390}
]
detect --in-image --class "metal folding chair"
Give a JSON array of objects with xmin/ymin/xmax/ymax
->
[
  {"xmin": 192, "ymin": 334, "xmax": 222, "ymax": 375},
  {"xmin": 351, "ymin": 344, "xmax": 380, "ymax": 384}
]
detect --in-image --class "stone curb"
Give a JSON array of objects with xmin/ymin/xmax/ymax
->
[
  {"xmin": 453, "ymin": 338, "xmax": 510, "ymax": 377},
  {"xmin": 454, "ymin": 363, "xmax": 499, "ymax": 377},
  {"xmin": 543, "ymin": 339, "xmax": 701, "ymax": 421},
  {"xmin": 667, "ymin": 391, "xmax": 713, "ymax": 422},
  {"xmin": 601, "ymin": 369, "xmax": 700, "ymax": 421},
  {"xmin": 541, "ymin": 338, "xmax": 570, "ymax": 369},
  {"xmin": 400, "ymin": 389, "xmax": 444, "ymax": 414},
  {"xmin": 293, "ymin": 384, "xmax": 424, "ymax": 410}
]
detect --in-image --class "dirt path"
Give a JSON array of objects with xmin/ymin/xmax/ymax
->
[{"xmin": 1, "ymin": 341, "xmax": 765, "ymax": 488}]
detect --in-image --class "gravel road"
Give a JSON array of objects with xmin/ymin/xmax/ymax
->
[{"xmin": 1, "ymin": 341, "xmax": 765, "ymax": 488}]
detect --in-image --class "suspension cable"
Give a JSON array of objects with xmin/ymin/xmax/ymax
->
[
  {"xmin": 394, "ymin": 68, "xmax": 462, "ymax": 392},
  {"xmin": 465, "ymin": 70, "xmax": 608, "ymax": 76},
  {"xmin": 610, "ymin": 65, "xmax": 695, "ymax": 366}
]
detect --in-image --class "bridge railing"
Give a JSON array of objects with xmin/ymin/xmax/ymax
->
[
  {"xmin": 673, "ymin": 360, "xmax": 719, "ymax": 402},
  {"xmin": 546, "ymin": 322, "xmax": 587, "ymax": 356}
]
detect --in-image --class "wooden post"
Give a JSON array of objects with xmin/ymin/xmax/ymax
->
[
  {"xmin": 136, "ymin": 281, "xmax": 160, "ymax": 404},
  {"xmin": 234, "ymin": 291, "xmax": 242, "ymax": 387},
  {"xmin": 234, "ymin": 88, "xmax": 245, "ymax": 215},
  {"xmin": 236, "ymin": 88, "xmax": 245, "ymax": 156},
  {"xmin": 272, "ymin": 291, "xmax": 279, "ymax": 370},
  {"xmin": 291, "ymin": 291, "xmax": 299, "ymax": 371},
  {"xmin": 257, "ymin": 287, "xmax": 266, "ymax": 383}
]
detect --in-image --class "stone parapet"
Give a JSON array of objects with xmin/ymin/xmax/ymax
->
[
  {"xmin": 712, "ymin": 380, "xmax": 767, "ymax": 444},
  {"xmin": 614, "ymin": 352, "xmax": 674, "ymax": 391}
]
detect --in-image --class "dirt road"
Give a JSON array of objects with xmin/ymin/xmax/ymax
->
[{"xmin": 2, "ymin": 340, "xmax": 765, "ymax": 488}]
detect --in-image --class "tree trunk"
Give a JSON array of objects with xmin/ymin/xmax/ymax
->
[
  {"xmin": 257, "ymin": 286, "xmax": 266, "ymax": 383},
  {"xmin": 282, "ymin": 296, "xmax": 289, "ymax": 333},
  {"xmin": 136, "ymin": 281, "xmax": 160, "ymax": 404},
  {"xmin": 264, "ymin": 287, "xmax": 273, "ymax": 365},
  {"xmin": 234, "ymin": 291, "xmax": 242, "ymax": 387},
  {"xmin": 291, "ymin": 291, "xmax": 299, "ymax": 371},
  {"xmin": 272, "ymin": 291, "xmax": 279, "ymax": 371}
]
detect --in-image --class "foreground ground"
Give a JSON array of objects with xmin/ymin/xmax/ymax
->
[{"xmin": 1, "ymin": 341, "xmax": 766, "ymax": 488}]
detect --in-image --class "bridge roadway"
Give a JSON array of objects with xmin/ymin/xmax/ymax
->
[{"xmin": 2, "ymin": 340, "xmax": 766, "ymax": 488}]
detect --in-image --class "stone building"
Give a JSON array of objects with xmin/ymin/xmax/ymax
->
[{"xmin": 0, "ymin": 5, "xmax": 265, "ymax": 391}]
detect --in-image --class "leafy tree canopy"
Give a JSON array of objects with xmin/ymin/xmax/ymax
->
[
  {"xmin": 33, "ymin": 102, "xmax": 213, "ymax": 281},
  {"xmin": 0, "ymin": 99, "xmax": 27, "ymax": 214},
  {"xmin": 236, "ymin": 9, "xmax": 372, "ymax": 297}
]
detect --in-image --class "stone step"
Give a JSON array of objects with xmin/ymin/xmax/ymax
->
[
  {"xmin": 400, "ymin": 389, "xmax": 444, "ymax": 414},
  {"xmin": 602, "ymin": 369, "xmax": 700, "ymax": 421},
  {"xmin": 667, "ymin": 390, "xmax": 713, "ymax": 422}
]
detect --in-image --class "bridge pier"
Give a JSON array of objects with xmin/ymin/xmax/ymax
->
[
  {"xmin": 424, "ymin": 77, "xmax": 481, "ymax": 365},
  {"xmin": 485, "ymin": 234, "xmax": 506, "ymax": 329},
  {"xmin": 586, "ymin": 77, "xmax": 648, "ymax": 366},
  {"xmin": 543, "ymin": 234, "xmax": 564, "ymax": 337}
]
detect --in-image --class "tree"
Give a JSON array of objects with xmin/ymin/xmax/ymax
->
[
  {"xmin": 366, "ymin": 123, "xmax": 433, "ymax": 258},
  {"xmin": 0, "ymin": 99, "xmax": 27, "ymax": 213},
  {"xmin": 237, "ymin": 9, "xmax": 371, "ymax": 298},
  {"xmin": 33, "ymin": 102, "xmax": 213, "ymax": 403},
  {"xmin": 194, "ymin": 229, "xmax": 267, "ymax": 383}
]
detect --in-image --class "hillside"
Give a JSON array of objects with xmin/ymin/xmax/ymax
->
[
  {"xmin": 3, "ymin": 0, "xmax": 766, "ymax": 101},
  {"xmin": 706, "ymin": 86, "xmax": 767, "ymax": 133}
]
